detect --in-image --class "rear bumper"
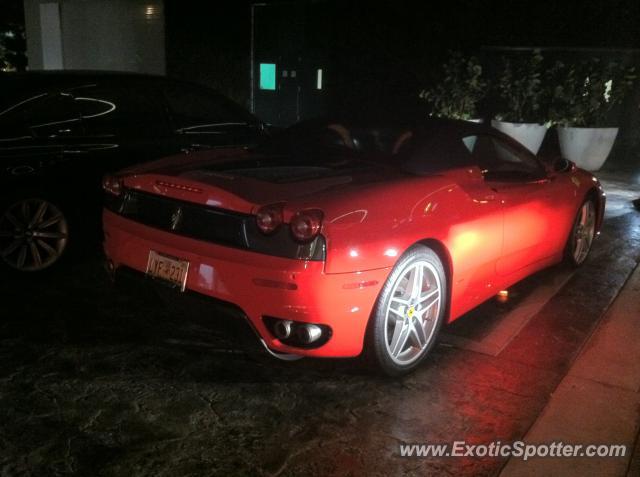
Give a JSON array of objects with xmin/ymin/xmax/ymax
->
[{"xmin": 103, "ymin": 210, "xmax": 389, "ymax": 357}]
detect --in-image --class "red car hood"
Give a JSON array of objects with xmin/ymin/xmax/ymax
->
[{"xmin": 120, "ymin": 149, "xmax": 409, "ymax": 215}]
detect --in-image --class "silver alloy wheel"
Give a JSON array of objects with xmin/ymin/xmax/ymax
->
[
  {"xmin": 384, "ymin": 260, "xmax": 442, "ymax": 365},
  {"xmin": 572, "ymin": 201, "xmax": 596, "ymax": 265},
  {"xmin": 0, "ymin": 199, "xmax": 69, "ymax": 271}
]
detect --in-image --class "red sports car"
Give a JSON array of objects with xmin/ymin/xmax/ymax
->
[{"xmin": 102, "ymin": 119, "xmax": 605, "ymax": 375}]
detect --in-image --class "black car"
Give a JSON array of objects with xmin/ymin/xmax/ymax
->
[{"xmin": 0, "ymin": 71, "xmax": 265, "ymax": 272}]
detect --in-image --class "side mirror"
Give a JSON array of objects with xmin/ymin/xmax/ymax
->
[{"xmin": 552, "ymin": 156, "xmax": 572, "ymax": 173}]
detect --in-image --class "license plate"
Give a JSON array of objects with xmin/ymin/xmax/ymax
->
[{"xmin": 145, "ymin": 250, "xmax": 190, "ymax": 291}]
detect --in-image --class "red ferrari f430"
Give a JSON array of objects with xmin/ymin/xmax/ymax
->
[{"xmin": 102, "ymin": 119, "xmax": 605, "ymax": 375}]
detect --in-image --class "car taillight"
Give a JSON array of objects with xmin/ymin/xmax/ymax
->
[
  {"xmin": 290, "ymin": 209, "xmax": 323, "ymax": 242},
  {"xmin": 256, "ymin": 203, "xmax": 284, "ymax": 234},
  {"xmin": 102, "ymin": 174, "xmax": 123, "ymax": 196}
]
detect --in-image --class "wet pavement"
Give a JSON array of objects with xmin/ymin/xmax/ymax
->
[{"xmin": 1, "ymin": 172, "xmax": 639, "ymax": 476}]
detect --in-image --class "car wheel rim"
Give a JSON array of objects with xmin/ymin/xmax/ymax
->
[
  {"xmin": 573, "ymin": 201, "xmax": 596, "ymax": 264},
  {"xmin": 0, "ymin": 199, "xmax": 69, "ymax": 271},
  {"xmin": 384, "ymin": 260, "xmax": 442, "ymax": 366}
]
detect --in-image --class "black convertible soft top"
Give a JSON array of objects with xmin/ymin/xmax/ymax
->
[{"xmin": 251, "ymin": 115, "xmax": 545, "ymax": 179}]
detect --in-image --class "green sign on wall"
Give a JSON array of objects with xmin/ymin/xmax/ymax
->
[{"xmin": 259, "ymin": 63, "xmax": 276, "ymax": 90}]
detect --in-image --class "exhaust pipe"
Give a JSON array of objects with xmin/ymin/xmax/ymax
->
[
  {"xmin": 273, "ymin": 320, "xmax": 293, "ymax": 340},
  {"xmin": 296, "ymin": 324, "xmax": 323, "ymax": 344}
]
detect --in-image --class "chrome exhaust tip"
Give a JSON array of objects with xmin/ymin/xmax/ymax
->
[
  {"xmin": 296, "ymin": 324, "xmax": 323, "ymax": 344},
  {"xmin": 273, "ymin": 320, "xmax": 293, "ymax": 340},
  {"xmin": 263, "ymin": 317, "xmax": 332, "ymax": 349}
]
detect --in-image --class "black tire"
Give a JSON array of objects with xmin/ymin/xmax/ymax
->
[
  {"xmin": 564, "ymin": 198, "xmax": 597, "ymax": 267},
  {"xmin": 367, "ymin": 245, "xmax": 447, "ymax": 376}
]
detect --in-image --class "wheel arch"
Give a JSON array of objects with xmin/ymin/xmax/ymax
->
[
  {"xmin": 585, "ymin": 186, "xmax": 605, "ymax": 232},
  {"xmin": 367, "ymin": 237, "xmax": 454, "ymax": 324},
  {"xmin": 416, "ymin": 238, "xmax": 454, "ymax": 322}
]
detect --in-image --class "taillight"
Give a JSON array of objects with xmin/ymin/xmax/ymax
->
[
  {"xmin": 290, "ymin": 209, "xmax": 323, "ymax": 242},
  {"xmin": 102, "ymin": 174, "xmax": 123, "ymax": 196},
  {"xmin": 256, "ymin": 203, "xmax": 284, "ymax": 234}
]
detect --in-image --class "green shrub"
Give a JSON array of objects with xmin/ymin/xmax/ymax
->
[
  {"xmin": 419, "ymin": 52, "xmax": 487, "ymax": 120},
  {"xmin": 549, "ymin": 58, "xmax": 636, "ymax": 127},
  {"xmin": 494, "ymin": 49, "xmax": 548, "ymax": 123}
]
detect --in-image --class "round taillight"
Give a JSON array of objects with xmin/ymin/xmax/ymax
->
[
  {"xmin": 102, "ymin": 175, "xmax": 123, "ymax": 196},
  {"xmin": 290, "ymin": 209, "xmax": 323, "ymax": 242},
  {"xmin": 256, "ymin": 203, "xmax": 284, "ymax": 234}
]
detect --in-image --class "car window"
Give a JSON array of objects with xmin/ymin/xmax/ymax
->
[
  {"xmin": 165, "ymin": 82, "xmax": 255, "ymax": 133},
  {"xmin": 463, "ymin": 134, "xmax": 543, "ymax": 179},
  {"xmin": 0, "ymin": 93, "xmax": 39, "ymax": 141},
  {"xmin": 398, "ymin": 129, "xmax": 477, "ymax": 175},
  {"xmin": 70, "ymin": 84, "xmax": 169, "ymax": 138}
]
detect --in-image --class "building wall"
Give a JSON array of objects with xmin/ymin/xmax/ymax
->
[
  {"xmin": 251, "ymin": 2, "xmax": 328, "ymax": 127},
  {"xmin": 23, "ymin": 0, "xmax": 165, "ymax": 74}
]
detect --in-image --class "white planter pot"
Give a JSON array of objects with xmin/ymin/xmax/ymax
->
[
  {"xmin": 491, "ymin": 120, "xmax": 548, "ymax": 154},
  {"xmin": 557, "ymin": 127, "xmax": 619, "ymax": 172}
]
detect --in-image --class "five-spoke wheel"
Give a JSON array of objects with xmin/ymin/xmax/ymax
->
[
  {"xmin": 369, "ymin": 246, "xmax": 446, "ymax": 375},
  {"xmin": 0, "ymin": 198, "xmax": 69, "ymax": 272}
]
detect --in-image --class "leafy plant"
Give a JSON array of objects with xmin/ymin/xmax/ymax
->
[
  {"xmin": 419, "ymin": 52, "xmax": 487, "ymax": 120},
  {"xmin": 0, "ymin": 24, "xmax": 26, "ymax": 72},
  {"xmin": 549, "ymin": 58, "xmax": 636, "ymax": 127},
  {"xmin": 495, "ymin": 49, "xmax": 548, "ymax": 123}
]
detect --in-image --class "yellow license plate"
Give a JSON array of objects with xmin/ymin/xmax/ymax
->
[{"xmin": 145, "ymin": 250, "xmax": 190, "ymax": 291}]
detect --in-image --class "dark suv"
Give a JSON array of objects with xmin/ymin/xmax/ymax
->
[{"xmin": 0, "ymin": 71, "xmax": 265, "ymax": 272}]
